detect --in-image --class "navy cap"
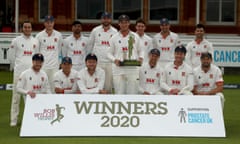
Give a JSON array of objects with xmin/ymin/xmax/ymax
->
[
  {"xmin": 101, "ymin": 12, "xmax": 111, "ymax": 18},
  {"xmin": 150, "ymin": 48, "xmax": 160, "ymax": 56},
  {"xmin": 32, "ymin": 53, "xmax": 44, "ymax": 62},
  {"xmin": 72, "ymin": 20, "xmax": 82, "ymax": 26},
  {"xmin": 118, "ymin": 14, "xmax": 130, "ymax": 21},
  {"xmin": 160, "ymin": 18, "xmax": 169, "ymax": 25},
  {"xmin": 175, "ymin": 45, "xmax": 187, "ymax": 54},
  {"xmin": 85, "ymin": 53, "xmax": 98, "ymax": 61},
  {"xmin": 62, "ymin": 57, "xmax": 72, "ymax": 64},
  {"xmin": 44, "ymin": 15, "xmax": 54, "ymax": 22},
  {"xmin": 201, "ymin": 52, "xmax": 212, "ymax": 59}
]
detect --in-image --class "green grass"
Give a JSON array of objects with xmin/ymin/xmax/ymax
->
[{"xmin": 0, "ymin": 71, "xmax": 239, "ymax": 144}]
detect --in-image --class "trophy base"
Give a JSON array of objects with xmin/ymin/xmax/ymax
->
[{"xmin": 119, "ymin": 60, "xmax": 141, "ymax": 66}]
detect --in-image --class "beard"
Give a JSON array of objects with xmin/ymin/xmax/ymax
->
[
  {"xmin": 102, "ymin": 22, "xmax": 110, "ymax": 27},
  {"xmin": 202, "ymin": 63, "xmax": 210, "ymax": 68}
]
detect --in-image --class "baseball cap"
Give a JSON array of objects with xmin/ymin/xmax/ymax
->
[
  {"xmin": 118, "ymin": 14, "xmax": 130, "ymax": 21},
  {"xmin": 85, "ymin": 53, "xmax": 98, "ymax": 61},
  {"xmin": 62, "ymin": 57, "xmax": 72, "ymax": 64},
  {"xmin": 149, "ymin": 48, "xmax": 160, "ymax": 56},
  {"xmin": 201, "ymin": 52, "xmax": 212, "ymax": 59},
  {"xmin": 72, "ymin": 20, "xmax": 82, "ymax": 26},
  {"xmin": 44, "ymin": 15, "xmax": 54, "ymax": 22},
  {"xmin": 175, "ymin": 45, "xmax": 187, "ymax": 54},
  {"xmin": 101, "ymin": 12, "xmax": 111, "ymax": 18},
  {"xmin": 32, "ymin": 53, "xmax": 44, "ymax": 62},
  {"xmin": 160, "ymin": 18, "xmax": 169, "ymax": 25}
]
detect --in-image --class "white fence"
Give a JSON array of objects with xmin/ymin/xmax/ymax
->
[{"xmin": 1, "ymin": 32, "xmax": 240, "ymax": 68}]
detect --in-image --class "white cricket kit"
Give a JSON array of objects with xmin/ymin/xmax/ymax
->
[
  {"xmin": 9, "ymin": 34, "xmax": 39, "ymax": 126},
  {"xmin": 108, "ymin": 31, "xmax": 144, "ymax": 94},
  {"xmin": 161, "ymin": 62, "xmax": 193, "ymax": 95},
  {"xmin": 152, "ymin": 32, "xmax": 181, "ymax": 66},
  {"xmin": 62, "ymin": 35, "xmax": 89, "ymax": 71},
  {"xmin": 138, "ymin": 34, "xmax": 153, "ymax": 63},
  {"xmin": 10, "ymin": 34, "xmax": 39, "ymax": 75},
  {"xmin": 77, "ymin": 67, "xmax": 105, "ymax": 94},
  {"xmin": 193, "ymin": 64, "xmax": 223, "ymax": 92},
  {"xmin": 53, "ymin": 69, "xmax": 78, "ymax": 93},
  {"xmin": 89, "ymin": 25, "xmax": 118, "ymax": 63},
  {"xmin": 17, "ymin": 68, "xmax": 51, "ymax": 95},
  {"xmin": 186, "ymin": 39, "xmax": 213, "ymax": 68},
  {"xmin": 35, "ymin": 29, "xmax": 63, "ymax": 69},
  {"xmin": 139, "ymin": 63, "xmax": 163, "ymax": 95}
]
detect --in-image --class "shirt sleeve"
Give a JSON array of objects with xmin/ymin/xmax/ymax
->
[{"xmin": 16, "ymin": 72, "xmax": 28, "ymax": 95}]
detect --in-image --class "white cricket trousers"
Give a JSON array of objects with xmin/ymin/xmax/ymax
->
[
  {"xmin": 43, "ymin": 68, "xmax": 58, "ymax": 93},
  {"xmin": 98, "ymin": 62, "xmax": 113, "ymax": 93}
]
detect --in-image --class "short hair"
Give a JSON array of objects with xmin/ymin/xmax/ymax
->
[
  {"xmin": 196, "ymin": 24, "xmax": 205, "ymax": 30},
  {"xmin": 22, "ymin": 20, "xmax": 32, "ymax": 28},
  {"xmin": 72, "ymin": 20, "xmax": 82, "ymax": 26},
  {"xmin": 85, "ymin": 53, "xmax": 98, "ymax": 61},
  {"xmin": 201, "ymin": 52, "xmax": 212, "ymax": 59},
  {"xmin": 135, "ymin": 18, "xmax": 146, "ymax": 25}
]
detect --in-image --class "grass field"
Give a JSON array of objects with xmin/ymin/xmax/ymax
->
[{"xmin": 0, "ymin": 71, "xmax": 239, "ymax": 144}]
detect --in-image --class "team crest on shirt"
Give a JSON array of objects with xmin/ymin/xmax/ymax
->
[
  {"xmin": 156, "ymin": 73, "xmax": 160, "ymax": 77},
  {"xmin": 144, "ymin": 41, "xmax": 148, "ymax": 46},
  {"xmin": 209, "ymin": 74, "xmax": 213, "ymax": 79},
  {"xmin": 182, "ymin": 72, "xmax": 185, "ymax": 76},
  {"xmin": 33, "ymin": 44, "xmax": 36, "ymax": 48},
  {"xmin": 82, "ymin": 43, "xmax": 85, "ymax": 47},
  {"xmin": 41, "ymin": 77, "xmax": 44, "ymax": 82},
  {"xmin": 95, "ymin": 78, "xmax": 98, "ymax": 83},
  {"xmin": 170, "ymin": 39, "xmax": 173, "ymax": 43},
  {"xmin": 110, "ymin": 34, "xmax": 113, "ymax": 37},
  {"xmin": 54, "ymin": 38, "xmax": 58, "ymax": 42},
  {"xmin": 204, "ymin": 45, "xmax": 207, "ymax": 48},
  {"xmin": 70, "ymin": 78, "xmax": 74, "ymax": 83}
]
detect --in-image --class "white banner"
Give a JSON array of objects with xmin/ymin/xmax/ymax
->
[{"xmin": 20, "ymin": 94, "xmax": 225, "ymax": 137}]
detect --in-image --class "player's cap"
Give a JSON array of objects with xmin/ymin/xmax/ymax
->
[
  {"xmin": 149, "ymin": 48, "xmax": 160, "ymax": 56},
  {"xmin": 72, "ymin": 20, "xmax": 82, "ymax": 26},
  {"xmin": 160, "ymin": 18, "xmax": 169, "ymax": 25},
  {"xmin": 85, "ymin": 53, "xmax": 98, "ymax": 61},
  {"xmin": 44, "ymin": 15, "xmax": 54, "ymax": 22},
  {"xmin": 62, "ymin": 57, "xmax": 72, "ymax": 64},
  {"xmin": 32, "ymin": 53, "xmax": 44, "ymax": 62},
  {"xmin": 118, "ymin": 14, "xmax": 130, "ymax": 21},
  {"xmin": 201, "ymin": 52, "xmax": 212, "ymax": 59},
  {"xmin": 101, "ymin": 12, "xmax": 111, "ymax": 18},
  {"xmin": 175, "ymin": 45, "xmax": 187, "ymax": 54}
]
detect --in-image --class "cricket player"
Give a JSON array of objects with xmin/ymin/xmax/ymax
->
[
  {"xmin": 35, "ymin": 15, "xmax": 63, "ymax": 92},
  {"xmin": 108, "ymin": 14, "xmax": 144, "ymax": 94},
  {"xmin": 152, "ymin": 18, "xmax": 181, "ymax": 67},
  {"xmin": 193, "ymin": 52, "xmax": 225, "ymax": 108},
  {"xmin": 9, "ymin": 20, "xmax": 39, "ymax": 126},
  {"xmin": 139, "ymin": 48, "xmax": 164, "ymax": 95},
  {"xmin": 161, "ymin": 46, "xmax": 193, "ymax": 95},
  {"xmin": 88, "ymin": 12, "xmax": 117, "ymax": 93},
  {"xmin": 16, "ymin": 53, "xmax": 51, "ymax": 99},
  {"xmin": 135, "ymin": 18, "xmax": 153, "ymax": 64},
  {"xmin": 76, "ymin": 53, "xmax": 107, "ymax": 94},
  {"xmin": 62, "ymin": 20, "xmax": 90, "ymax": 71},
  {"xmin": 186, "ymin": 24, "xmax": 213, "ymax": 68},
  {"xmin": 53, "ymin": 57, "xmax": 78, "ymax": 94}
]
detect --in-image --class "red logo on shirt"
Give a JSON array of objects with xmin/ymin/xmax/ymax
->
[
  {"xmin": 23, "ymin": 51, "xmax": 32, "ymax": 55},
  {"xmin": 161, "ymin": 47, "xmax": 170, "ymax": 51},
  {"xmin": 204, "ymin": 45, "xmax": 207, "ymax": 48},
  {"xmin": 101, "ymin": 41, "xmax": 110, "ymax": 46},
  {"xmin": 202, "ymin": 83, "xmax": 210, "ymax": 87},
  {"xmin": 144, "ymin": 41, "xmax": 148, "ymax": 46},
  {"xmin": 170, "ymin": 39, "xmax": 173, "ymax": 43},
  {"xmin": 95, "ymin": 78, "xmax": 98, "ymax": 83},
  {"xmin": 41, "ymin": 77, "xmax": 44, "ymax": 82},
  {"xmin": 47, "ymin": 46, "xmax": 55, "ymax": 50},
  {"xmin": 182, "ymin": 72, "xmax": 185, "ymax": 76},
  {"xmin": 195, "ymin": 52, "xmax": 201, "ymax": 56},
  {"xmin": 172, "ymin": 80, "xmax": 180, "ymax": 85},
  {"xmin": 73, "ymin": 50, "xmax": 82, "ymax": 55},
  {"xmin": 82, "ymin": 42, "xmax": 85, "ymax": 47},
  {"xmin": 146, "ymin": 78, "xmax": 155, "ymax": 83},
  {"xmin": 122, "ymin": 47, "xmax": 128, "ymax": 51},
  {"xmin": 33, "ymin": 44, "xmax": 36, "ymax": 48},
  {"xmin": 33, "ymin": 85, "xmax": 42, "ymax": 90},
  {"xmin": 156, "ymin": 73, "xmax": 160, "ymax": 77},
  {"xmin": 210, "ymin": 74, "xmax": 213, "ymax": 79},
  {"xmin": 54, "ymin": 38, "xmax": 58, "ymax": 42}
]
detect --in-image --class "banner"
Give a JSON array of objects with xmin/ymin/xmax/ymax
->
[
  {"xmin": 214, "ymin": 47, "xmax": 240, "ymax": 67},
  {"xmin": 20, "ymin": 94, "xmax": 225, "ymax": 137}
]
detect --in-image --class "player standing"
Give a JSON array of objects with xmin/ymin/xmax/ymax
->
[
  {"xmin": 35, "ymin": 15, "xmax": 63, "ymax": 93},
  {"xmin": 139, "ymin": 48, "xmax": 164, "ymax": 95},
  {"xmin": 62, "ymin": 21, "xmax": 89, "ymax": 71},
  {"xmin": 9, "ymin": 20, "xmax": 39, "ymax": 126},
  {"xmin": 88, "ymin": 12, "xmax": 117, "ymax": 93},
  {"xmin": 16, "ymin": 53, "xmax": 51, "ymax": 99},
  {"xmin": 135, "ymin": 18, "xmax": 153, "ymax": 64},
  {"xmin": 161, "ymin": 46, "xmax": 193, "ymax": 95},
  {"xmin": 152, "ymin": 18, "xmax": 181, "ymax": 67},
  {"xmin": 108, "ymin": 14, "xmax": 144, "ymax": 94},
  {"xmin": 193, "ymin": 52, "xmax": 225, "ymax": 108},
  {"xmin": 186, "ymin": 24, "xmax": 213, "ymax": 68}
]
